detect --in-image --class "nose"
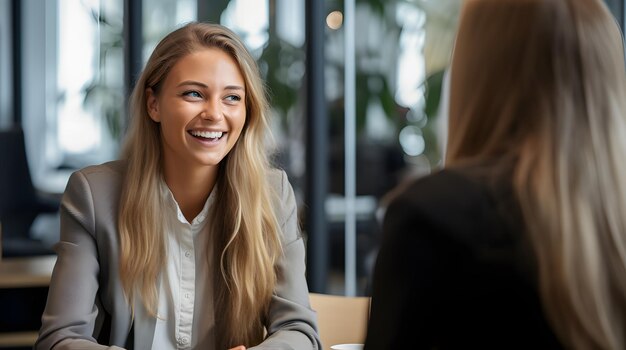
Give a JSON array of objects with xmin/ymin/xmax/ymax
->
[{"xmin": 200, "ymin": 99, "xmax": 224, "ymax": 121}]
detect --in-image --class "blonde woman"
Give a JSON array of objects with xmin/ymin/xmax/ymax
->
[
  {"xmin": 36, "ymin": 23, "xmax": 320, "ymax": 350},
  {"xmin": 365, "ymin": 0, "xmax": 626, "ymax": 349}
]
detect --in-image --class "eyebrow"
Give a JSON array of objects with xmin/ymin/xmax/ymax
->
[{"xmin": 177, "ymin": 80, "xmax": 244, "ymax": 91}]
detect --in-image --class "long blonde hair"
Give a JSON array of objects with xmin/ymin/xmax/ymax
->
[
  {"xmin": 448, "ymin": 0, "xmax": 626, "ymax": 348},
  {"xmin": 118, "ymin": 22, "xmax": 282, "ymax": 348}
]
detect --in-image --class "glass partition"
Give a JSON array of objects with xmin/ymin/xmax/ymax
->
[{"xmin": 16, "ymin": 0, "xmax": 461, "ymax": 296}]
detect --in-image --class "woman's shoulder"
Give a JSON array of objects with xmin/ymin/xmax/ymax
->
[
  {"xmin": 61, "ymin": 161, "xmax": 127, "ymax": 239},
  {"xmin": 266, "ymin": 167, "xmax": 289, "ymax": 196},
  {"xmin": 76, "ymin": 160, "xmax": 127, "ymax": 178},
  {"xmin": 266, "ymin": 167, "xmax": 294, "ymax": 209},
  {"xmin": 265, "ymin": 168, "xmax": 301, "ymax": 239},
  {"xmin": 387, "ymin": 166, "xmax": 518, "ymax": 241},
  {"xmin": 395, "ymin": 168, "xmax": 491, "ymax": 208},
  {"xmin": 65, "ymin": 160, "xmax": 127, "ymax": 198}
]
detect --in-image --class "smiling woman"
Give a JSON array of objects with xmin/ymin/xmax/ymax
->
[{"xmin": 34, "ymin": 23, "xmax": 321, "ymax": 350}]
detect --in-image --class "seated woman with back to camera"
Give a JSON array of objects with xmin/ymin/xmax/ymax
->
[{"xmin": 365, "ymin": 0, "xmax": 626, "ymax": 349}]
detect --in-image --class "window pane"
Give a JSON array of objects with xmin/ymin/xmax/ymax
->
[
  {"xmin": 143, "ymin": 0, "xmax": 197, "ymax": 62},
  {"xmin": 57, "ymin": 0, "xmax": 123, "ymax": 169}
]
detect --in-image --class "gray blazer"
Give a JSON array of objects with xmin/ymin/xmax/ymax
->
[{"xmin": 35, "ymin": 161, "xmax": 321, "ymax": 350}]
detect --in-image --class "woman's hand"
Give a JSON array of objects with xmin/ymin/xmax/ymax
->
[{"xmin": 228, "ymin": 346, "xmax": 246, "ymax": 350}]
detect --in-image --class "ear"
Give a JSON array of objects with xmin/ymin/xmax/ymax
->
[{"xmin": 146, "ymin": 88, "xmax": 160, "ymax": 122}]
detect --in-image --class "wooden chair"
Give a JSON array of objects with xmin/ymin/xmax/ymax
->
[{"xmin": 309, "ymin": 293, "xmax": 371, "ymax": 349}]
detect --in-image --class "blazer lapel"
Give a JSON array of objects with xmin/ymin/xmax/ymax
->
[{"xmin": 133, "ymin": 294, "xmax": 157, "ymax": 350}]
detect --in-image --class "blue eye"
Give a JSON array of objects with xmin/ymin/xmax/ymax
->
[
  {"xmin": 225, "ymin": 95, "xmax": 241, "ymax": 102},
  {"xmin": 182, "ymin": 90, "xmax": 202, "ymax": 98}
]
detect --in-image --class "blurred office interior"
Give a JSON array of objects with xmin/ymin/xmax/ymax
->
[{"xmin": 0, "ymin": 0, "xmax": 624, "ymax": 300}]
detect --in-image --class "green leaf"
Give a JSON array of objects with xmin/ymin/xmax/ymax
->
[{"xmin": 424, "ymin": 70, "xmax": 445, "ymax": 119}]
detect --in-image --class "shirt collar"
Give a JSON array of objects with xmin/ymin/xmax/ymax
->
[{"xmin": 160, "ymin": 180, "xmax": 216, "ymax": 226}]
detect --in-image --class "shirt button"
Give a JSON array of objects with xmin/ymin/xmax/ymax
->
[
  {"xmin": 184, "ymin": 251, "xmax": 191, "ymax": 258},
  {"xmin": 178, "ymin": 336, "xmax": 189, "ymax": 345}
]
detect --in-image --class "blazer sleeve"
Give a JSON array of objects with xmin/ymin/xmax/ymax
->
[
  {"xmin": 250, "ymin": 170, "xmax": 322, "ymax": 350},
  {"xmin": 35, "ymin": 171, "xmax": 124, "ymax": 350}
]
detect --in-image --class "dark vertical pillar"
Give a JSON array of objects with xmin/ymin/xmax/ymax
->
[
  {"xmin": 124, "ymin": 0, "xmax": 143, "ymax": 99},
  {"xmin": 197, "ymin": 0, "xmax": 230, "ymax": 24},
  {"xmin": 11, "ymin": 0, "xmax": 21, "ymax": 125},
  {"xmin": 617, "ymin": 0, "xmax": 624, "ymax": 26},
  {"xmin": 305, "ymin": 0, "xmax": 328, "ymax": 293}
]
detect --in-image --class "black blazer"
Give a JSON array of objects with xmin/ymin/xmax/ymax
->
[{"xmin": 364, "ymin": 168, "xmax": 563, "ymax": 349}]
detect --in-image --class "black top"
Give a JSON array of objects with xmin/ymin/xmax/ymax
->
[{"xmin": 364, "ymin": 167, "xmax": 563, "ymax": 349}]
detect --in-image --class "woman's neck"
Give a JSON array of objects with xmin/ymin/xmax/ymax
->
[{"xmin": 163, "ymin": 159, "xmax": 218, "ymax": 223}]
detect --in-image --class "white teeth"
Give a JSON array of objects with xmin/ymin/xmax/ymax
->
[{"xmin": 190, "ymin": 130, "xmax": 223, "ymax": 139}]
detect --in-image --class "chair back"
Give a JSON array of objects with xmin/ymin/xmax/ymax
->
[
  {"xmin": 0, "ymin": 127, "xmax": 57, "ymax": 257},
  {"xmin": 309, "ymin": 293, "xmax": 371, "ymax": 349},
  {"xmin": 0, "ymin": 127, "xmax": 37, "ymax": 215}
]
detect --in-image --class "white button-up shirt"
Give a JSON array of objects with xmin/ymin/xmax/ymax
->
[{"xmin": 140, "ymin": 182, "xmax": 217, "ymax": 349}]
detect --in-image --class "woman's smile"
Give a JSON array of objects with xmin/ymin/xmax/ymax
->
[{"xmin": 188, "ymin": 129, "xmax": 227, "ymax": 146}]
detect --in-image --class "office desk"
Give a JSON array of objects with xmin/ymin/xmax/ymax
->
[
  {"xmin": 0, "ymin": 255, "xmax": 56, "ymax": 289},
  {"xmin": 0, "ymin": 255, "xmax": 56, "ymax": 348}
]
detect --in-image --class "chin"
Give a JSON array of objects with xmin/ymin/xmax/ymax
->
[{"xmin": 197, "ymin": 156, "xmax": 227, "ymax": 167}]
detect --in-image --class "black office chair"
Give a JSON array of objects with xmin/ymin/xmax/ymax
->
[{"xmin": 0, "ymin": 127, "xmax": 59, "ymax": 257}]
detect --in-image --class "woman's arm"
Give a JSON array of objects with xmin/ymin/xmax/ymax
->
[
  {"xmin": 250, "ymin": 170, "xmax": 322, "ymax": 350},
  {"xmin": 363, "ymin": 195, "xmax": 443, "ymax": 349},
  {"xmin": 35, "ymin": 171, "xmax": 122, "ymax": 350},
  {"xmin": 363, "ymin": 173, "xmax": 471, "ymax": 350}
]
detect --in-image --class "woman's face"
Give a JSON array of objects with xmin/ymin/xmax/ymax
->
[{"xmin": 146, "ymin": 48, "xmax": 247, "ymax": 171}]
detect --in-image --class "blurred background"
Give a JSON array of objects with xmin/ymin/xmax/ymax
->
[{"xmin": 0, "ymin": 0, "xmax": 624, "ymax": 300}]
